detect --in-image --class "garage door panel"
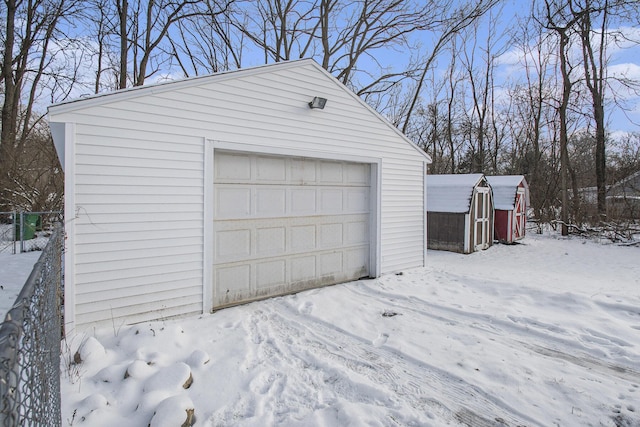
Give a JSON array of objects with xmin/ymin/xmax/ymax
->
[
  {"xmin": 346, "ymin": 163, "xmax": 369, "ymax": 184},
  {"xmin": 214, "ymin": 215, "xmax": 367, "ymax": 261},
  {"xmin": 256, "ymin": 227, "xmax": 286, "ymax": 255},
  {"xmin": 216, "ymin": 153, "xmax": 251, "ymax": 181},
  {"xmin": 319, "ymin": 223, "xmax": 343, "ymax": 247},
  {"xmin": 216, "ymin": 185, "xmax": 367, "ymax": 219},
  {"xmin": 346, "ymin": 247, "xmax": 369, "ymax": 278},
  {"xmin": 319, "ymin": 189, "xmax": 343, "ymax": 212},
  {"xmin": 256, "ymin": 188, "xmax": 286, "ymax": 216},
  {"xmin": 319, "ymin": 161, "xmax": 343, "ymax": 183},
  {"xmin": 319, "ymin": 252, "xmax": 343, "ymax": 276},
  {"xmin": 291, "ymin": 255, "xmax": 316, "ymax": 281},
  {"xmin": 216, "ymin": 265, "xmax": 250, "ymax": 293},
  {"xmin": 256, "ymin": 156, "xmax": 286, "ymax": 181},
  {"xmin": 213, "ymin": 151, "xmax": 371, "ymax": 309},
  {"xmin": 290, "ymin": 225, "xmax": 316, "ymax": 250},
  {"xmin": 256, "ymin": 260, "xmax": 286, "ymax": 288},
  {"xmin": 290, "ymin": 188, "xmax": 316, "ymax": 213},
  {"xmin": 216, "ymin": 229, "xmax": 251, "ymax": 259},
  {"xmin": 289, "ymin": 158, "xmax": 316, "ymax": 182},
  {"xmin": 346, "ymin": 221, "xmax": 368, "ymax": 244},
  {"xmin": 346, "ymin": 188, "xmax": 369, "ymax": 212},
  {"xmin": 216, "ymin": 187, "xmax": 251, "ymax": 218}
]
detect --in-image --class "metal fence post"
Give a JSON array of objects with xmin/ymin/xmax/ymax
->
[
  {"xmin": 18, "ymin": 212, "xmax": 24, "ymax": 254},
  {"xmin": 12, "ymin": 212, "xmax": 16, "ymax": 255}
]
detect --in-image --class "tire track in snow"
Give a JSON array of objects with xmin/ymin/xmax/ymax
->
[
  {"xmin": 519, "ymin": 342, "xmax": 640, "ymax": 383},
  {"xmin": 267, "ymin": 299, "xmax": 537, "ymax": 427},
  {"xmin": 346, "ymin": 281, "xmax": 640, "ymax": 383}
]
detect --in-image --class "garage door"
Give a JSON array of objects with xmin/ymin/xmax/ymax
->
[{"xmin": 213, "ymin": 150, "xmax": 371, "ymax": 308}]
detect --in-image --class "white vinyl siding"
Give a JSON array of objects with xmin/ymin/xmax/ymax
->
[
  {"xmin": 71, "ymin": 128, "xmax": 205, "ymax": 327},
  {"xmin": 50, "ymin": 60, "xmax": 428, "ymax": 331}
]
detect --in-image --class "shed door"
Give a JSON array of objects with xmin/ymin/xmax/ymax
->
[
  {"xmin": 474, "ymin": 187, "xmax": 491, "ymax": 251},
  {"xmin": 212, "ymin": 151, "xmax": 371, "ymax": 309},
  {"xmin": 513, "ymin": 187, "xmax": 526, "ymax": 240}
]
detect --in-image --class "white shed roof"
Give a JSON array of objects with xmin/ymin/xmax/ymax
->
[
  {"xmin": 486, "ymin": 175, "xmax": 529, "ymax": 210},
  {"xmin": 426, "ymin": 173, "xmax": 485, "ymax": 213}
]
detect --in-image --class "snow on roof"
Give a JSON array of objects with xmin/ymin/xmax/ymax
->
[
  {"xmin": 426, "ymin": 173, "xmax": 485, "ymax": 213},
  {"xmin": 486, "ymin": 175, "xmax": 529, "ymax": 210}
]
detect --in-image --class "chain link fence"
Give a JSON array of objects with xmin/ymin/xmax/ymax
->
[
  {"xmin": 0, "ymin": 212, "xmax": 63, "ymax": 254},
  {"xmin": 0, "ymin": 222, "xmax": 63, "ymax": 426}
]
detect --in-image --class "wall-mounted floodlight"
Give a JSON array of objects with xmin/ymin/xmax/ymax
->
[{"xmin": 308, "ymin": 97, "xmax": 327, "ymax": 109}]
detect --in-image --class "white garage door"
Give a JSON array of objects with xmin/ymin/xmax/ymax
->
[{"xmin": 213, "ymin": 150, "xmax": 371, "ymax": 308}]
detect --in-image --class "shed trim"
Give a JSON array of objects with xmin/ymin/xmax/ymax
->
[
  {"xmin": 63, "ymin": 122, "xmax": 77, "ymax": 334},
  {"xmin": 423, "ymin": 165, "xmax": 427, "ymax": 267},
  {"xmin": 371, "ymin": 161, "xmax": 382, "ymax": 278},
  {"xmin": 464, "ymin": 213, "xmax": 470, "ymax": 254},
  {"xmin": 212, "ymin": 140, "xmax": 382, "ymax": 165},
  {"xmin": 203, "ymin": 138, "xmax": 214, "ymax": 314}
]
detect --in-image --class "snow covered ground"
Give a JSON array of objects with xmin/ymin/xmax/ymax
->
[
  {"xmin": 0, "ymin": 251, "xmax": 41, "ymax": 319},
  {"xmin": 59, "ymin": 232, "xmax": 640, "ymax": 427}
]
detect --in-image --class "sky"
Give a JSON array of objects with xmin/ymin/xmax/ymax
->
[
  {"xmin": 494, "ymin": 1, "xmax": 640, "ymax": 134},
  {"xmin": 43, "ymin": 0, "xmax": 640, "ymax": 137}
]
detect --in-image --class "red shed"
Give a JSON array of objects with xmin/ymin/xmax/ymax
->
[{"xmin": 486, "ymin": 175, "xmax": 529, "ymax": 244}]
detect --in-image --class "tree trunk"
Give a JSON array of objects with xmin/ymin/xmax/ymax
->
[
  {"xmin": 1, "ymin": 0, "xmax": 18, "ymax": 166},
  {"xmin": 118, "ymin": 0, "xmax": 128, "ymax": 89},
  {"xmin": 558, "ymin": 30, "xmax": 571, "ymax": 236}
]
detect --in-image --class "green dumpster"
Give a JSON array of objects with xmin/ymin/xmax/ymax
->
[{"xmin": 15, "ymin": 213, "xmax": 40, "ymax": 240}]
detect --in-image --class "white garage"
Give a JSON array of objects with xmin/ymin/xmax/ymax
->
[{"xmin": 49, "ymin": 59, "xmax": 431, "ymax": 334}]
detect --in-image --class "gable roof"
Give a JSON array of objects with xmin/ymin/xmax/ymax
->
[
  {"xmin": 609, "ymin": 170, "xmax": 640, "ymax": 195},
  {"xmin": 426, "ymin": 173, "xmax": 485, "ymax": 213},
  {"xmin": 48, "ymin": 59, "xmax": 431, "ymax": 165},
  {"xmin": 486, "ymin": 175, "xmax": 529, "ymax": 210}
]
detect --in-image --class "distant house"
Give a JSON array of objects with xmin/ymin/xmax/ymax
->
[
  {"xmin": 578, "ymin": 171, "xmax": 640, "ymax": 219},
  {"xmin": 426, "ymin": 174, "xmax": 493, "ymax": 254},
  {"xmin": 607, "ymin": 170, "xmax": 640, "ymax": 218},
  {"xmin": 486, "ymin": 175, "xmax": 529, "ymax": 244},
  {"xmin": 48, "ymin": 59, "xmax": 431, "ymax": 334}
]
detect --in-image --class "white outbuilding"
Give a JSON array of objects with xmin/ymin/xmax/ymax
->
[
  {"xmin": 49, "ymin": 59, "xmax": 431, "ymax": 333},
  {"xmin": 426, "ymin": 174, "xmax": 493, "ymax": 254}
]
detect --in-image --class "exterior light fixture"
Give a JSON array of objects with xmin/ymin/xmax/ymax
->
[{"xmin": 308, "ymin": 97, "xmax": 327, "ymax": 109}]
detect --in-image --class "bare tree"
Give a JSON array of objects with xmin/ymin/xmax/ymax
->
[
  {"xmin": 233, "ymin": 0, "xmax": 433, "ymax": 103},
  {"xmin": 505, "ymin": 14, "xmax": 560, "ymax": 220},
  {"xmin": 572, "ymin": 0, "xmax": 636, "ymax": 220},
  {"xmin": 108, "ymin": 0, "xmax": 234, "ymax": 87},
  {"xmin": 401, "ymin": 0, "xmax": 500, "ymax": 134},
  {"xmin": 458, "ymin": 10, "xmax": 506, "ymax": 174},
  {"xmin": 536, "ymin": 0, "xmax": 639, "ymax": 224},
  {"xmin": 117, "ymin": 0, "xmax": 128, "ymax": 88},
  {"xmin": 1, "ymin": 0, "xmax": 81, "ymax": 210},
  {"xmin": 231, "ymin": 0, "xmax": 317, "ymax": 64},
  {"xmin": 538, "ymin": 0, "xmax": 587, "ymax": 235},
  {"xmin": 167, "ymin": 1, "xmax": 245, "ymax": 75}
]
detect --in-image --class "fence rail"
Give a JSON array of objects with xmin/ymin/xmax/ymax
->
[
  {"xmin": 0, "ymin": 212, "xmax": 62, "ymax": 255},
  {"xmin": 0, "ymin": 223, "xmax": 63, "ymax": 427}
]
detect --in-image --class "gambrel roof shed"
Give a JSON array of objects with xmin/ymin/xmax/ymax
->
[
  {"xmin": 48, "ymin": 59, "xmax": 431, "ymax": 334},
  {"xmin": 486, "ymin": 175, "xmax": 529, "ymax": 244},
  {"xmin": 426, "ymin": 174, "xmax": 493, "ymax": 254},
  {"xmin": 427, "ymin": 174, "xmax": 486, "ymax": 213},
  {"xmin": 487, "ymin": 175, "xmax": 530, "ymax": 210}
]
